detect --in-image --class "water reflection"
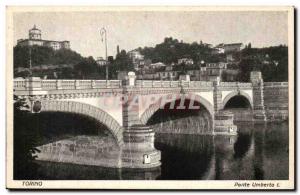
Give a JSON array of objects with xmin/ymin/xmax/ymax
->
[
  {"xmin": 155, "ymin": 134, "xmax": 214, "ymax": 180},
  {"xmin": 23, "ymin": 122, "xmax": 288, "ymax": 180}
]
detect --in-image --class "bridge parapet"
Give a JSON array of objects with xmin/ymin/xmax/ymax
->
[
  {"xmin": 135, "ymin": 80, "xmax": 213, "ymax": 88},
  {"xmin": 219, "ymin": 82, "xmax": 253, "ymax": 89},
  {"xmin": 14, "ymin": 78, "xmax": 122, "ymax": 91},
  {"xmin": 263, "ymin": 82, "xmax": 288, "ymax": 87}
]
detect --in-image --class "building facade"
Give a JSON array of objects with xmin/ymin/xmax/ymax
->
[
  {"xmin": 96, "ymin": 57, "xmax": 108, "ymax": 66},
  {"xmin": 128, "ymin": 49, "xmax": 145, "ymax": 70},
  {"xmin": 178, "ymin": 58, "xmax": 194, "ymax": 65},
  {"xmin": 212, "ymin": 43, "xmax": 243, "ymax": 54},
  {"xmin": 17, "ymin": 25, "xmax": 70, "ymax": 50}
]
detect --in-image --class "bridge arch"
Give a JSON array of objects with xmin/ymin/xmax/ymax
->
[
  {"xmin": 37, "ymin": 100, "xmax": 124, "ymax": 146},
  {"xmin": 222, "ymin": 90, "xmax": 253, "ymax": 110},
  {"xmin": 140, "ymin": 94, "xmax": 214, "ymax": 125}
]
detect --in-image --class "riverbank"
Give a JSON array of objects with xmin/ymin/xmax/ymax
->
[{"xmin": 36, "ymin": 135, "xmax": 121, "ymax": 168}]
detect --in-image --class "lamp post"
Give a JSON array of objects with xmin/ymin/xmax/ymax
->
[
  {"xmin": 100, "ymin": 27, "xmax": 108, "ymax": 80},
  {"xmin": 199, "ymin": 60, "xmax": 205, "ymax": 81}
]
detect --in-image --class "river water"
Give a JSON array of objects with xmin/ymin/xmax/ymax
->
[{"xmin": 31, "ymin": 121, "xmax": 289, "ymax": 180}]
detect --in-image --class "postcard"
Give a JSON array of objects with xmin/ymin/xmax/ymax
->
[{"xmin": 6, "ymin": 6, "xmax": 295, "ymax": 190}]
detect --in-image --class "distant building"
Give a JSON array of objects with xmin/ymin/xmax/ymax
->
[
  {"xmin": 205, "ymin": 62, "xmax": 228, "ymax": 81},
  {"xmin": 165, "ymin": 65, "xmax": 173, "ymax": 71},
  {"xmin": 223, "ymin": 43, "xmax": 243, "ymax": 53},
  {"xmin": 128, "ymin": 49, "xmax": 145, "ymax": 70},
  {"xmin": 211, "ymin": 47, "xmax": 225, "ymax": 55},
  {"xmin": 178, "ymin": 58, "xmax": 194, "ymax": 65},
  {"xmin": 181, "ymin": 62, "xmax": 228, "ymax": 81},
  {"xmin": 149, "ymin": 62, "xmax": 166, "ymax": 69},
  {"xmin": 179, "ymin": 75, "xmax": 190, "ymax": 82},
  {"xmin": 136, "ymin": 68, "xmax": 158, "ymax": 80},
  {"xmin": 156, "ymin": 70, "xmax": 179, "ymax": 80},
  {"xmin": 212, "ymin": 43, "xmax": 243, "ymax": 54},
  {"xmin": 96, "ymin": 57, "xmax": 108, "ymax": 66},
  {"xmin": 137, "ymin": 66, "xmax": 179, "ymax": 80},
  {"xmin": 128, "ymin": 49, "xmax": 144, "ymax": 61},
  {"xmin": 221, "ymin": 69, "xmax": 239, "ymax": 82},
  {"xmin": 185, "ymin": 70, "xmax": 201, "ymax": 81},
  {"xmin": 17, "ymin": 25, "xmax": 70, "ymax": 50},
  {"xmin": 141, "ymin": 59, "xmax": 152, "ymax": 69},
  {"xmin": 203, "ymin": 43, "xmax": 213, "ymax": 48},
  {"xmin": 136, "ymin": 59, "xmax": 152, "ymax": 70}
]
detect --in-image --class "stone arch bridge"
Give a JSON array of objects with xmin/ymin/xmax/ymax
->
[{"xmin": 13, "ymin": 71, "xmax": 287, "ymax": 169}]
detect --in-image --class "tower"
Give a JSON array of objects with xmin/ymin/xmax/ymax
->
[
  {"xmin": 117, "ymin": 45, "xmax": 120, "ymax": 55},
  {"xmin": 29, "ymin": 25, "xmax": 41, "ymax": 40}
]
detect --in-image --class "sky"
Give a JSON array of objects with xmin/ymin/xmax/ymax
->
[{"xmin": 13, "ymin": 11, "xmax": 288, "ymax": 59}]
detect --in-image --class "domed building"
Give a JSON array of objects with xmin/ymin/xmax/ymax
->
[
  {"xmin": 17, "ymin": 25, "xmax": 70, "ymax": 50},
  {"xmin": 28, "ymin": 25, "xmax": 41, "ymax": 40}
]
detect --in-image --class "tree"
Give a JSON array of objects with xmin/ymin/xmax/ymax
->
[
  {"xmin": 221, "ymin": 71, "xmax": 229, "ymax": 82},
  {"xmin": 13, "ymin": 95, "xmax": 41, "ymax": 179},
  {"xmin": 238, "ymin": 45, "xmax": 288, "ymax": 82},
  {"xmin": 237, "ymin": 58, "xmax": 258, "ymax": 82},
  {"xmin": 139, "ymin": 37, "xmax": 215, "ymax": 65},
  {"xmin": 108, "ymin": 50, "xmax": 133, "ymax": 78},
  {"xmin": 248, "ymin": 42, "xmax": 252, "ymax": 49},
  {"xmin": 74, "ymin": 56, "xmax": 99, "ymax": 79},
  {"xmin": 14, "ymin": 45, "xmax": 84, "ymax": 69}
]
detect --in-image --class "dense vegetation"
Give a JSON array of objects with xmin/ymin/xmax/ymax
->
[
  {"xmin": 14, "ymin": 45, "xmax": 83, "ymax": 68},
  {"xmin": 13, "ymin": 95, "xmax": 40, "ymax": 179},
  {"xmin": 137, "ymin": 37, "xmax": 217, "ymax": 64},
  {"xmin": 13, "ymin": 38, "xmax": 288, "ymax": 81},
  {"xmin": 14, "ymin": 45, "xmax": 134, "ymax": 79},
  {"xmin": 137, "ymin": 37, "xmax": 288, "ymax": 82},
  {"xmin": 138, "ymin": 38, "xmax": 288, "ymax": 82},
  {"xmin": 237, "ymin": 45, "xmax": 288, "ymax": 82}
]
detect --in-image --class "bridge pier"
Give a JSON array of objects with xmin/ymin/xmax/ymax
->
[
  {"xmin": 213, "ymin": 77, "xmax": 237, "ymax": 135},
  {"xmin": 251, "ymin": 72, "xmax": 267, "ymax": 122},
  {"xmin": 121, "ymin": 73, "xmax": 161, "ymax": 169},
  {"xmin": 121, "ymin": 125, "xmax": 161, "ymax": 169},
  {"xmin": 214, "ymin": 111, "xmax": 237, "ymax": 135}
]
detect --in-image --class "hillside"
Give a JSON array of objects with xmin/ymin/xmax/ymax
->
[
  {"xmin": 13, "ymin": 45, "xmax": 83, "ymax": 68},
  {"xmin": 13, "ymin": 40, "xmax": 288, "ymax": 82},
  {"xmin": 137, "ymin": 37, "xmax": 217, "ymax": 64}
]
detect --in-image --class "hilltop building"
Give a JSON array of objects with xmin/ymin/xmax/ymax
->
[
  {"xmin": 96, "ymin": 57, "xmax": 108, "ymax": 66},
  {"xmin": 17, "ymin": 25, "xmax": 70, "ymax": 50},
  {"xmin": 212, "ymin": 43, "xmax": 243, "ymax": 54}
]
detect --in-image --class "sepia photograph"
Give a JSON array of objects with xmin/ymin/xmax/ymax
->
[{"xmin": 6, "ymin": 6, "xmax": 294, "ymax": 190}]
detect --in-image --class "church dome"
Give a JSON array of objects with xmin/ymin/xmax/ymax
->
[{"xmin": 29, "ymin": 25, "xmax": 41, "ymax": 40}]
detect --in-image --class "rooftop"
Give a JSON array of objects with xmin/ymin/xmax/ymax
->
[
  {"xmin": 30, "ymin": 24, "xmax": 40, "ymax": 31},
  {"xmin": 17, "ymin": 39, "xmax": 69, "ymax": 44}
]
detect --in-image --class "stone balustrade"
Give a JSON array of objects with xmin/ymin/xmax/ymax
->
[
  {"xmin": 135, "ymin": 80, "xmax": 213, "ymax": 88},
  {"xmin": 264, "ymin": 82, "xmax": 288, "ymax": 87},
  {"xmin": 14, "ymin": 78, "xmax": 122, "ymax": 90},
  {"xmin": 219, "ymin": 82, "xmax": 253, "ymax": 88},
  {"xmin": 14, "ymin": 77, "xmax": 288, "ymax": 92},
  {"xmin": 14, "ymin": 78, "xmax": 218, "ymax": 91}
]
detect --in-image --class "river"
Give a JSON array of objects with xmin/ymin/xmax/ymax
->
[{"xmin": 26, "ymin": 121, "xmax": 288, "ymax": 180}]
